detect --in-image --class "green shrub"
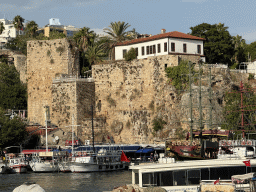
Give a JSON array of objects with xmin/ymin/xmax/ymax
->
[
  {"xmin": 124, "ymin": 48, "xmax": 137, "ymax": 61},
  {"xmin": 248, "ymin": 73, "xmax": 254, "ymax": 80},
  {"xmin": 152, "ymin": 117, "xmax": 166, "ymax": 132}
]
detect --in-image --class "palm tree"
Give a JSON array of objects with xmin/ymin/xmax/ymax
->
[
  {"xmin": 84, "ymin": 44, "xmax": 105, "ymax": 66},
  {"xmin": 103, "ymin": 21, "xmax": 133, "ymax": 60},
  {"xmin": 26, "ymin": 21, "xmax": 38, "ymax": 37},
  {"xmin": 13, "ymin": 15, "xmax": 25, "ymax": 31},
  {"xmin": 232, "ymin": 35, "xmax": 246, "ymax": 63},
  {"xmin": 0, "ymin": 22, "xmax": 5, "ymax": 35},
  {"xmin": 73, "ymin": 27, "xmax": 95, "ymax": 53},
  {"xmin": 103, "ymin": 21, "xmax": 131, "ymax": 43}
]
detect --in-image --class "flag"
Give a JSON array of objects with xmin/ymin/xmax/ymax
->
[
  {"xmin": 120, "ymin": 151, "xmax": 130, "ymax": 162},
  {"xmin": 243, "ymin": 160, "xmax": 251, "ymax": 167},
  {"xmin": 214, "ymin": 179, "xmax": 219, "ymax": 185}
]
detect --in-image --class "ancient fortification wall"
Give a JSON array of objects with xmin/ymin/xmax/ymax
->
[
  {"xmin": 27, "ymin": 39, "xmax": 79, "ymax": 126},
  {"xmin": 0, "ymin": 50, "xmax": 27, "ymax": 83},
  {"xmin": 92, "ymin": 55, "xmax": 202, "ymax": 143}
]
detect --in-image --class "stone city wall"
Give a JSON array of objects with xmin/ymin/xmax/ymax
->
[
  {"xmin": 92, "ymin": 55, "xmax": 201, "ymax": 143},
  {"xmin": 27, "ymin": 38, "xmax": 79, "ymax": 126}
]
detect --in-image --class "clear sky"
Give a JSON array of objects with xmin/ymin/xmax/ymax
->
[{"xmin": 1, "ymin": 0, "xmax": 256, "ymax": 43}]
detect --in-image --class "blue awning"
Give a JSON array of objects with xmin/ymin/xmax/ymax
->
[{"xmin": 135, "ymin": 148, "xmax": 154, "ymax": 154}]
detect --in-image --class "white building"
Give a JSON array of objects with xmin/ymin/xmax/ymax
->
[
  {"xmin": 114, "ymin": 30, "xmax": 205, "ymax": 61},
  {"xmin": 0, "ymin": 19, "xmax": 25, "ymax": 48}
]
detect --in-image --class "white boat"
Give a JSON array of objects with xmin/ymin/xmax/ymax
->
[
  {"xmin": 5, "ymin": 153, "xmax": 29, "ymax": 173},
  {"xmin": 218, "ymin": 139, "xmax": 256, "ymax": 159},
  {"xmin": 130, "ymin": 144, "xmax": 256, "ymax": 190},
  {"xmin": 67, "ymin": 149, "xmax": 128, "ymax": 173},
  {"xmin": 30, "ymin": 151, "xmax": 66, "ymax": 172}
]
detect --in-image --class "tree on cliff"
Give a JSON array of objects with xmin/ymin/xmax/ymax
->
[
  {"xmin": 103, "ymin": 21, "xmax": 136, "ymax": 60},
  {"xmin": 245, "ymin": 41, "xmax": 256, "ymax": 62},
  {"xmin": 13, "ymin": 15, "xmax": 25, "ymax": 31},
  {"xmin": 73, "ymin": 27, "xmax": 95, "ymax": 53},
  {"xmin": 0, "ymin": 61, "xmax": 27, "ymax": 110},
  {"xmin": 0, "ymin": 107, "xmax": 28, "ymax": 150},
  {"xmin": 0, "ymin": 22, "xmax": 5, "ymax": 35},
  {"xmin": 221, "ymin": 83, "xmax": 256, "ymax": 134},
  {"xmin": 190, "ymin": 23, "xmax": 234, "ymax": 65},
  {"xmin": 232, "ymin": 34, "xmax": 247, "ymax": 64},
  {"xmin": 84, "ymin": 43, "xmax": 105, "ymax": 66},
  {"xmin": 25, "ymin": 21, "xmax": 38, "ymax": 37}
]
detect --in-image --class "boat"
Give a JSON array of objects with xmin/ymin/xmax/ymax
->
[
  {"xmin": 67, "ymin": 149, "xmax": 129, "ymax": 173},
  {"xmin": 29, "ymin": 151, "xmax": 66, "ymax": 172},
  {"xmin": 5, "ymin": 153, "xmax": 29, "ymax": 173},
  {"xmin": 129, "ymin": 153, "xmax": 256, "ymax": 190}
]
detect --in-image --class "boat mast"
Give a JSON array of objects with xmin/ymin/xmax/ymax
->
[
  {"xmin": 44, "ymin": 106, "xmax": 49, "ymax": 152},
  {"xmin": 199, "ymin": 62, "xmax": 203, "ymax": 145},
  {"xmin": 91, "ymin": 105, "xmax": 95, "ymax": 153},
  {"xmin": 72, "ymin": 115, "xmax": 74, "ymax": 156}
]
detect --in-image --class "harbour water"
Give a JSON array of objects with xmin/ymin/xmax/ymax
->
[{"xmin": 0, "ymin": 170, "xmax": 132, "ymax": 192}]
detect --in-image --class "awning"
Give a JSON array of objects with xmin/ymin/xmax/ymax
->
[
  {"xmin": 135, "ymin": 148, "xmax": 154, "ymax": 154},
  {"xmin": 21, "ymin": 149, "xmax": 47, "ymax": 154}
]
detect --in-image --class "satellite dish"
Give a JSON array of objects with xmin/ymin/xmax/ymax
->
[{"xmin": 55, "ymin": 136, "xmax": 59, "ymax": 141}]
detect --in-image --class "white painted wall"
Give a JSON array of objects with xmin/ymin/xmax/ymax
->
[
  {"xmin": 247, "ymin": 61, "xmax": 256, "ymax": 74},
  {"xmin": 115, "ymin": 38, "xmax": 169, "ymax": 60},
  {"xmin": 115, "ymin": 37, "xmax": 204, "ymax": 60},
  {"xmin": 168, "ymin": 38, "xmax": 204, "ymax": 55},
  {"xmin": 0, "ymin": 19, "xmax": 24, "ymax": 47}
]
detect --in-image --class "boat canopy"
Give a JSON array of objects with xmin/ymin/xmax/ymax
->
[{"xmin": 135, "ymin": 148, "xmax": 154, "ymax": 154}]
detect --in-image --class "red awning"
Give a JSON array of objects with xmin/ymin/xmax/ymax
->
[{"xmin": 21, "ymin": 149, "xmax": 47, "ymax": 154}]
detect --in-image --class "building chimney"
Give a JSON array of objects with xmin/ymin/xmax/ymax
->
[{"xmin": 161, "ymin": 29, "xmax": 166, "ymax": 34}]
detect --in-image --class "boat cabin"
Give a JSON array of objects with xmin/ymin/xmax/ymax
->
[{"xmin": 130, "ymin": 157, "xmax": 256, "ymax": 189}]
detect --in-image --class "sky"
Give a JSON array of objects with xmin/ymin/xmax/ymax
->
[{"xmin": 1, "ymin": 0, "xmax": 256, "ymax": 43}]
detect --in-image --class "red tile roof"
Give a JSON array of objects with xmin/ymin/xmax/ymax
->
[{"xmin": 115, "ymin": 31, "xmax": 205, "ymax": 46}]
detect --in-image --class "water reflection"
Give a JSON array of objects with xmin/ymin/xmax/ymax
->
[{"xmin": 0, "ymin": 171, "xmax": 131, "ymax": 192}]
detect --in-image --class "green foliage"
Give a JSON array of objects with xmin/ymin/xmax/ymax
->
[
  {"xmin": 124, "ymin": 48, "xmax": 137, "ymax": 61},
  {"xmin": 190, "ymin": 23, "xmax": 234, "ymax": 65},
  {"xmin": 221, "ymin": 83, "xmax": 256, "ymax": 132},
  {"xmin": 165, "ymin": 60, "xmax": 193, "ymax": 91},
  {"xmin": 0, "ymin": 62, "xmax": 27, "ymax": 109},
  {"xmin": 248, "ymin": 74, "xmax": 254, "ymax": 80},
  {"xmin": 152, "ymin": 117, "xmax": 167, "ymax": 132},
  {"xmin": 245, "ymin": 42, "xmax": 256, "ymax": 62},
  {"xmin": 0, "ymin": 108, "xmax": 28, "ymax": 150},
  {"xmin": 81, "ymin": 66, "xmax": 90, "ymax": 76},
  {"xmin": 0, "ymin": 22, "xmax": 5, "ymax": 35},
  {"xmin": 230, "ymin": 63, "xmax": 239, "ymax": 69},
  {"xmin": 149, "ymin": 100, "xmax": 154, "ymax": 110},
  {"xmin": 84, "ymin": 44, "xmax": 105, "ymax": 65},
  {"xmin": 47, "ymin": 50, "xmax": 51, "ymax": 57},
  {"xmin": 50, "ymin": 58, "xmax": 54, "ymax": 64},
  {"xmin": 49, "ymin": 30, "xmax": 66, "ymax": 39},
  {"xmin": 25, "ymin": 21, "xmax": 38, "ymax": 37},
  {"xmin": 13, "ymin": 15, "xmax": 25, "ymax": 31},
  {"xmin": 6, "ymin": 30, "xmax": 66, "ymax": 55},
  {"xmin": 56, "ymin": 46, "xmax": 65, "ymax": 55},
  {"xmin": 103, "ymin": 21, "xmax": 131, "ymax": 42}
]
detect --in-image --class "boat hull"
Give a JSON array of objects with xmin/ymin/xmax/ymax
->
[
  {"xmin": 10, "ymin": 165, "xmax": 28, "ymax": 173},
  {"xmin": 70, "ymin": 162, "xmax": 125, "ymax": 173},
  {"xmin": 30, "ymin": 162, "xmax": 59, "ymax": 172}
]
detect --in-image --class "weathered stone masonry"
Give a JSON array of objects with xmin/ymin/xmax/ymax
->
[{"xmin": 27, "ymin": 38, "xmax": 205, "ymax": 144}]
